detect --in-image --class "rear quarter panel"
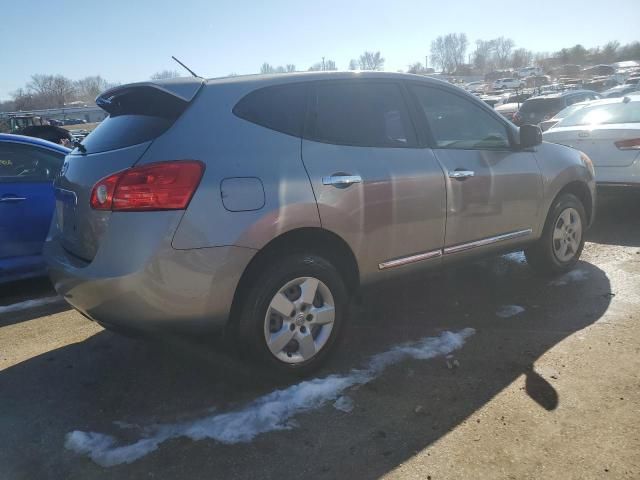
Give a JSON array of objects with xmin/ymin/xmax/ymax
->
[{"xmin": 141, "ymin": 83, "xmax": 320, "ymax": 250}]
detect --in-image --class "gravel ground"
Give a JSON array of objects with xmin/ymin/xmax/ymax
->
[{"xmin": 0, "ymin": 190, "xmax": 638, "ymax": 480}]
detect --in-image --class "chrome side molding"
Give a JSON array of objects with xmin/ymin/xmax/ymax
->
[
  {"xmin": 378, "ymin": 249, "xmax": 442, "ymax": 270},
  {"xmin": 443, "ymin": 228, "xmax": 532, "ymax": 255},
  {"xmin": 379, "ymin": 228, "xmax": 532, "ymax": 270}
]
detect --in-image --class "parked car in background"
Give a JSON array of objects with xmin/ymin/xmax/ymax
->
[
  {"xmin": 513, "ymin": 90, "xmax": 601, "ymax": 126},
  {"xmin": 517, "ymin": 66, "xmax": 543, "ymax": 78},
  {"xmin": 0, "ymin": 134, "xmax": 68, "ymax": 283},
  {"xmin": 45, "ymin": 73, "xmax": 596, "ymax": 375},
  {"xmin": 493, "ymin": 78, "xmax": 523, "ymax": 89},
  {"xmin": 601, "ymin": 84, "xmax": 640, "ymax": 98},
  {"xmin": 539, "ymin": 102, "xmax": 591, "ymax": 132},
  {"xmin": 543, "ymin": 95, "xmax": 640, "ymax": 187},
  {"xmin": 464, "ymin": 81, "xmax": 486, "ymax": 93}
]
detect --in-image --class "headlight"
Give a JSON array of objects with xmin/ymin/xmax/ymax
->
[{"xmin": 580, "ymin": 152, "xmax": 595, "ymax": 178}]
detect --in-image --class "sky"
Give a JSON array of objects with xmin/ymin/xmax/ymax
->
[{"xmin": 1, "ymin": 0, "xmax": 639, "ymax": 100}]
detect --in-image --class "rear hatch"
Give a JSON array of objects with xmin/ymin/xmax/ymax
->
[
  {"xmin": 54, "ymin": 79, "xmax": 202, "ymax": 261},
  {"xmin": 517, "ymin": 97, "xmax": 564, "ymax": 124}
]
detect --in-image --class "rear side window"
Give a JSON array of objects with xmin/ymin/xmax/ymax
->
[
  {"xmin": 78, "ymin": 86, "xmax": 189, "ymax": 155},
  {"xmin": 308, "ymin": 81, "xmax": 416, "ymax": 148},
  {"xmin": 233, "ymin": 83, "xmax": 307, "ymax": 137},
  {"xmin": 0, "ymin": 143, "xmax": 64, "ymax": 182}
]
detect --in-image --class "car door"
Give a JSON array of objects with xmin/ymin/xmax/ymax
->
[
  {"xmin": 0, "ymin": 142, "xmax": 63, "ymax": 260},
  {"xmin": 406, "ymin": 83, "xmax": 543, "ymax": 257},
  {"xmin": 301, "ymin": 79, "xmax": 447, "ymax": 282}
]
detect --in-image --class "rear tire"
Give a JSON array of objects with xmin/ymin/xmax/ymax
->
[
  {"xmin": 235, "ymin": 253, "xmax": 348, "ymax": 376},
  {"xmin": 525, "ymin": 193, "xmax": 586, "ymax": 276}
]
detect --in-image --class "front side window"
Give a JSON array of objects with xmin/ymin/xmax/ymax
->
[
  {"xmin": 409, "ymin": 85, "xmax": 511, "ymax": 150},
  {"xmin": 308, "ymin": 81, "xmax": 416, "ymax": 148},
  {"xmin": 0, "ymin": 144, "xmax": 63, "ymax": 183}
]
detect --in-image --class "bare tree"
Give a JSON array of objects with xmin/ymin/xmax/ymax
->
[
  {"xmin": 150, "ymin": 70, "xmax": 180, "ymax": 80},
  {"xmin": 286, "ymin": 64, "xmax": 296, "ymax": 72},
  {"xmin": 260, "ymin": 63, "xmax": 275, "ymax": 74},
  {"xmin": 75, "ymin": 76, "xmax": 114, "ymax": 102},
  {"xmin": 308, "ymin": 59, "xmax": 337, "ymax": 71},
  {"xmin": 493, "ymin": 37, "xmax": 515, "ymax": 69},
  {"xmin": 430, "ymin": 33, "xmax": 468, "ymax": 73},
  {"xmin": 473, "ymin": 39, "xmax": 495, "ymax": 73},
  {"xmin": 511, "ymin": 48, "xmax": 533, "ymax": 69},
  {"xmin": 407, "ymin": 62, "xmax": 425, "ymax": 74},
  {"xmin": 358, "ymin": 51, "xmax": 384, "ymax": 70},
  {"xmin": 27, "ymin": 74, "xmax": 75, "ymax": 107},
  {"xmin": 348, "ymin": 59, "xmax": 359, "ymax": 70}
]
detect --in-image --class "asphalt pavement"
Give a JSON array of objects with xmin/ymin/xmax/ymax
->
[{"xmin": 1, "ymin": 190, "xmax": 638, "ymax": 479}]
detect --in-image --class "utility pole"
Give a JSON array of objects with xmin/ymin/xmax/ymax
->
[
  {"xmin": 322, "ymin": 57, "xmax": 325, "ymax": 71},
  {"xmin": 425, "ymin": 55, "xmax": 428, "ymax": 69}
]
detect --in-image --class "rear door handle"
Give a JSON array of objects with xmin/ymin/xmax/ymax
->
[
  {"xmin": 448, "ymin": 170, "xmax": 475, "ymax": 180},
  {"xmin": 0, "ymin": 196, "xmax": 27, "ymax": 203},
  {"xmin": 322, "ymin": 175, "xmax": 362, "ymax": 188}
]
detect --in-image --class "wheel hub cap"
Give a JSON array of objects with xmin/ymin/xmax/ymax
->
[{"xmin": 264, "ymin": 276, "xmax": 336, "ymax": 364}]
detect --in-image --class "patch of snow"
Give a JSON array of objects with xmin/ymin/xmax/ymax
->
[
  {"xmin": 333, "ymin": 396, "xmax": 354, "ymax": 413},
  {"xmin": 503, "ymin": 251, "xmax": 526, "ymax": 264},
  {"xmin": 548, "ymin": 269, "xmax": 589, "ymax": 286},
  {"xmin": 496, "ymin": 305, "xmax": 525, "ymax": 318},
  {"xmin": 0, "ymin": 296, "xmax": 62, "ymax": 315},
  {"xmin": 65, "ymin": 328, "xmax": 475, "ymax": 467}
]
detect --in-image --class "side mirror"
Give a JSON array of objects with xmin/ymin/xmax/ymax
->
[{"xmin": 520, "ymin": 124, "xmax": 542, "ymax": 148}]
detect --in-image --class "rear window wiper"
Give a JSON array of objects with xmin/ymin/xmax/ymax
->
[{"xmin": 73, "ymin": 140, "xmax": 87, "ymax": 154}]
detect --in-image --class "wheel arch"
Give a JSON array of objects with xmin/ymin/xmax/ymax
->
[
  {"xmin": 554, "ymin": 180, "xmax": 593, "ymax": 225},
  {"xmin": 229, "ymin": 227, "xmax": 360, "ymax": 325}
]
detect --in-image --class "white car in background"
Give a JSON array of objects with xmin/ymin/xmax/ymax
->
[
  {"xmin": 543, "ymin": 95, "xmax": 640, "ymax": 187},
  {"xmin": 493, "ymin": 78, "xmax": 523, "ymax": 89}
]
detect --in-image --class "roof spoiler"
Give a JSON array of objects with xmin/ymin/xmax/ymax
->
[{"xmin": 96, "ymin": 78, "xmax": 204, "ymax": 114}]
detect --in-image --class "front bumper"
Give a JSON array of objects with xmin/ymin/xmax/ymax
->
[{"xmin": 44, "ymin": 212, "xmax": 256, "ymax": 332}]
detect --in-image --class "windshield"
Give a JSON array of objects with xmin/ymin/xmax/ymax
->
[
  {"xmin": 558, "ymin": 101, "xmax": 640, "ymax": 127},
  {"xmin": 552, "ymin": 103, "xmax": 586, "ymax": 120}
]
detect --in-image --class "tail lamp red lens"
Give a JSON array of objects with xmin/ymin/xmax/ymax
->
[
  {"xmin": 614, "ymin": 138, "xmax": 640, "ymax": 150},
  {"xmin": 90, "ymin": 161, "xmax": 204, "ymax": 211}
]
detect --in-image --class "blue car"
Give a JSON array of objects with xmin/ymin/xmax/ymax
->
[{"xmin": 0, "ymin": 134, "xmax": 69, "ymax": 283}]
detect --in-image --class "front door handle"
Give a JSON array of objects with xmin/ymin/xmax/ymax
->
[
  {"xmin": 322, "ymin": 174, "xmax": 362, "ymax": 188},
  {"xmin": 0, "ymin": 196, "xmax": 27, "ymax": 203},
  {"xmin": 448, "ymin": 170, "xmax": 475, "ymax": 180}
]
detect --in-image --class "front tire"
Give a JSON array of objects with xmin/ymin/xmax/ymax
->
[
  {"xmin": 525, "ymin": 193, "xmax": 586, "ymax": 276},
  {"xmin": 236, "ymin": 253, "xmax": 348, "ymax": 376}
]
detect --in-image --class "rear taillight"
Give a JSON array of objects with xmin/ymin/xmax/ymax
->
[
  {"xmin": 614, "ymin": 138, "xmax": 640, "ymax": 150},
  {"xmin": 90, "ymin": 161, "xmax": 205, "ymax": 211}
]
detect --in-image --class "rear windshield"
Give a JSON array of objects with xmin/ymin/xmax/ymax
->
[
  {"xmin": 559, "ymin": 101, "xmax": 640, "ymax": 127},
  {"xmin": 76, "ymin": 86, "xmax": 188, "ymax": 154},
  {"xmin": 520, "ymin": 98, "xmax": 564, "ymax": 115}
]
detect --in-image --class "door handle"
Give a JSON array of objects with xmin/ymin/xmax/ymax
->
[
  {"xmin": 322, "ymin": 175, "xmax": 362, "ymax": 188},
  {"xmin": 448, "ymin": 170, "xmax": 475, "ymax": 180},
  {"xmin": 0, "ymin": 196, "xmax": 27, "ymax": 203}
]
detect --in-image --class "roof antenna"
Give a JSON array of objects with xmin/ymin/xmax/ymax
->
[{"xmin": 171, "ymin": 55, "xmax": 200, "ymax": 78}]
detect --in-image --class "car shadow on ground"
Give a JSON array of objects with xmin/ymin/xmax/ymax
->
[
  {"xmin": 3, "ymin": 192, "xmax": 636, "ymax": 478},
  {"xmin": 0, "ymin": 252, "xmax": 612, "ymax": 479}
]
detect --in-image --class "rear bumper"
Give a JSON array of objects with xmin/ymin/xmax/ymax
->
[
  {"xmin": 44, "ymin": 211, "xmax": 256, "ymax": 332},
  {"xmin": 595, "ymin": 163, "xmax": 640, "ymax": 187}
]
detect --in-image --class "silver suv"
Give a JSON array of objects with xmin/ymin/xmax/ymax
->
[{"xmin": 45, "ymin": 72, "xmax": 596, "ymax": 374}]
